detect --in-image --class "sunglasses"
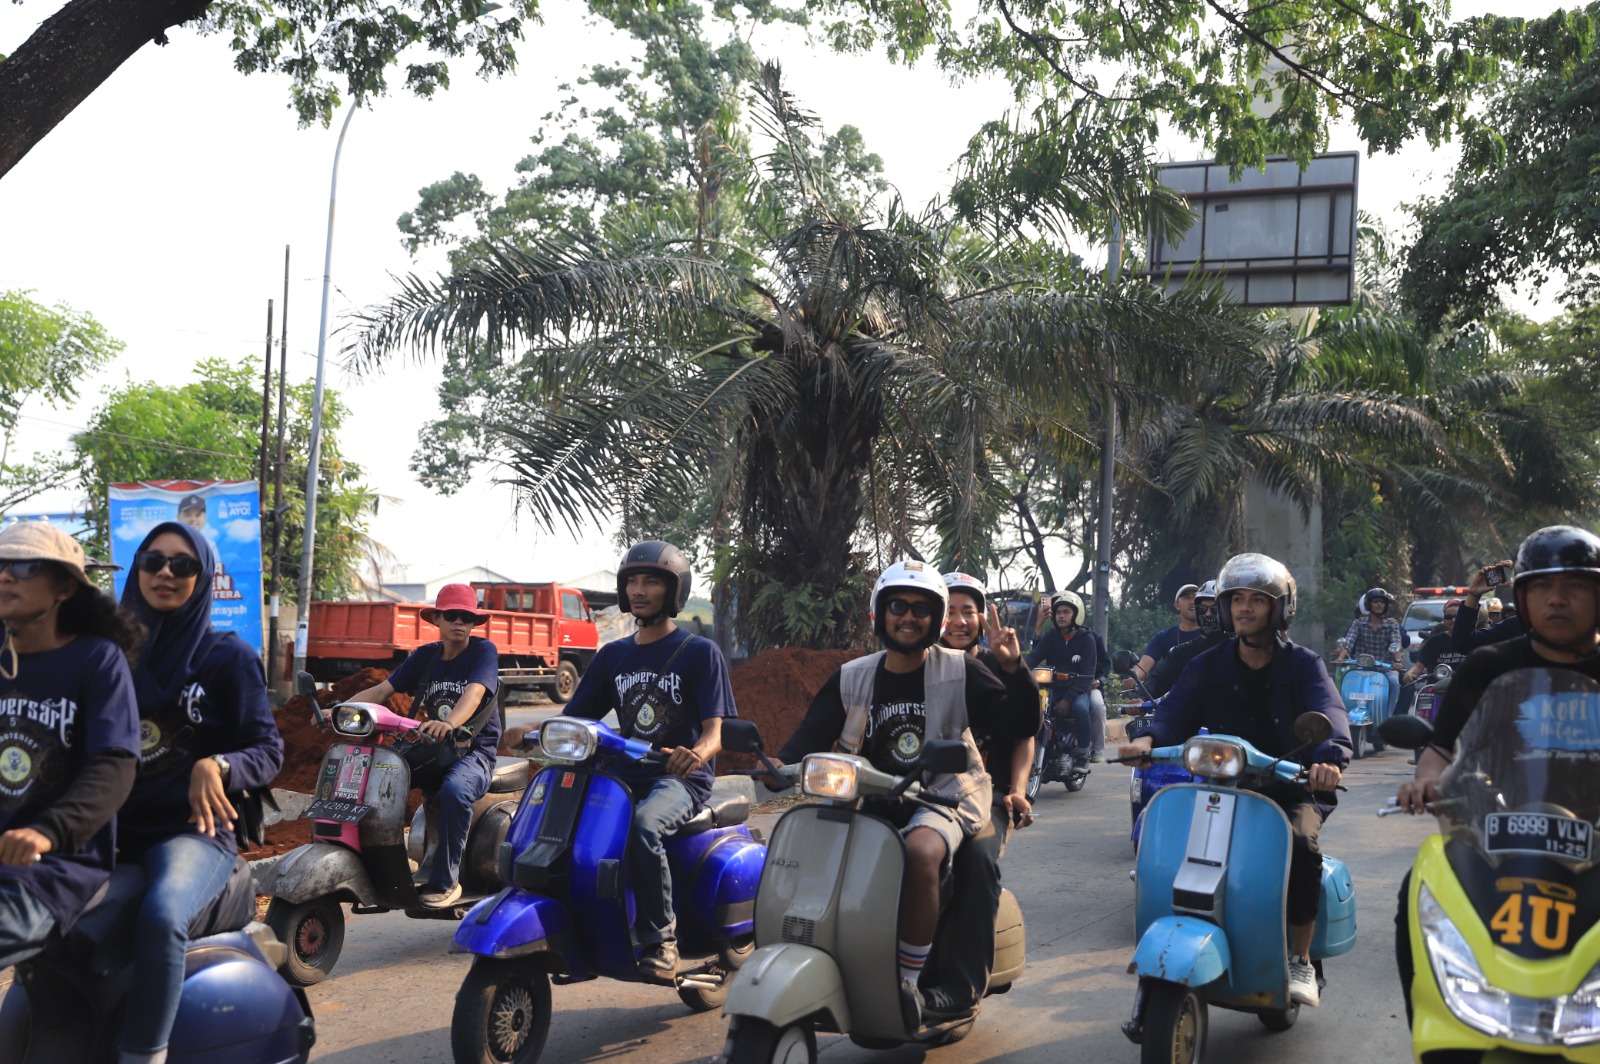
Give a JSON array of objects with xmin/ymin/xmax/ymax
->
[
  {"xmin": 438, "ymin": 610, "xmax": 482, "ymax": 625},
  {"xmin": 0, "ymin": 560, "xmax": 47, "ymax": 580},
  {"xmin": 135, "ymin": 550, "xmax": 203, "ymax": 578},
  {"xmin": 885, "ymin": 598, "xmax": 935, "ymax": 619}
]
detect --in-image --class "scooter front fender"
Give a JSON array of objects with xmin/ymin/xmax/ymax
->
[
  {"xmin": 452, "ymin": 890, "xmax": 581, "ymax": 970},
  {"xmin": 723, "ymin": 944, "xmax": 852, "ymax": 1032},
  {"xmin": 257, "ymin": 843, "xmax": 377, "ymax": 907},
  {"xmin": 1130, "ymin": 916, "xmax": 1231, "ymax": 988}
]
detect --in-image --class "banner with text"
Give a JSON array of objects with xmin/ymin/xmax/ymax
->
[{"xmin": 108, "ymin": 480, "xmax": 263, "ymax": 656}]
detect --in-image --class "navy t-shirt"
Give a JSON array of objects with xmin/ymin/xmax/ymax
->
[
  {"xmin": 119, "ymin": 633, "xmax": 284, "ymax": 858},
  {"xmin": 562, "ymin": 628, "xmax": 736, "ymax": 807},
  {"xmin": 387, "ymin": 637, "xmax": 502, "ymax": 759},
  {"xmin": 0, "ymin": 636, "xmax": 140, "ymax": 929},
  {"xmin": 1143, "ymin": 624, "xmax": 1204, "ymax": 663}
]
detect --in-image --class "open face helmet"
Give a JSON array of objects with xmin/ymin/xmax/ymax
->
[
  {"xmin": 871, "ymin": 561, "xmax": 948, "ymax": 650},
  {"xmin": 1193, "ymin": 579, "xmax": 1221, "ymax": 635},
  {"xmin": 943, "ymin": 572, "xmax": 987, "ymax": 613},
  {"xmin": 617, "ymin": 540, "xmax": 693, "ymax": 622},
  {"xmin": 1361, "ymin": 587, "xmax": 1397, "ymax": 615},
  {"xmin": 1513, "ymin": 526, "xmax": 1600, "ymax": 643},
  {"xmin": 1217, "ymin": 553, "xmax": 1297, "ymax": 633}
]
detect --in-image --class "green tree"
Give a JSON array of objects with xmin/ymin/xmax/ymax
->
[
  {"xmin": 71, "ymin": 357, "xmax": 380, "ymax": 601},
  {"xmin": 0, "ymin": 0, "xmax": 537, "ymax": 178},
  {"xmin": 0, "ymin": 289, "xmax": 122, "ymax": 511}
]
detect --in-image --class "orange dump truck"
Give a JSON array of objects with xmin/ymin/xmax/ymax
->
[{"xmin": 305, "ymin": 581, "xmax": 605, "ymax": 702}]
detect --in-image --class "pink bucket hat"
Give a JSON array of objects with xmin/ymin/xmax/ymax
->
[{"xmin": 419, "ymin": 583, "xmax": 490, "ymax": 626}]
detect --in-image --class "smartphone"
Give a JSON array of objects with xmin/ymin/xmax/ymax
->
[{"xmin": 1486, "ymin": 564, "xmax": 1509, "ymax": 587}]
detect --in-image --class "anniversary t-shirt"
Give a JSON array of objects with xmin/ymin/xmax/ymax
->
[
  {"xmin": 387, "ymin": 637, "xmax": 503, "ymax": 759},
  {"xmin": 0, "ymin": 636, "xmax": 140, "ymax": 929}
]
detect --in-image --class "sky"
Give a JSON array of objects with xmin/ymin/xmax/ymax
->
[{"xmin": 0, "ymin": 0, "xmax": 1559, "ymax": 594}]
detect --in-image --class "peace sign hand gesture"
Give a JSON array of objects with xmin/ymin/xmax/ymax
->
[{"xmin": 986, "ymin": 604, "xmax": 1022, "ymax": 673}]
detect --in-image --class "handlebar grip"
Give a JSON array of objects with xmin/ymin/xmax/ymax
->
[
  {"xmin": 643, "ymin": 749, "xmax": 669, "ymax": 764},
  {"xmin": 918, "ymin": 790, "xmax": 962, "ymax": 809}
]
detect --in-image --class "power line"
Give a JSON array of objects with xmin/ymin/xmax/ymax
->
[{"xmin": 16, "ymin": 413, "xmax": 258, "ymax": 463}]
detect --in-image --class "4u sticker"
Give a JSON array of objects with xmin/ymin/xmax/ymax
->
[{"xmin": 1490, "ymin": 877, "xmax": 1580, "ymax": 951}]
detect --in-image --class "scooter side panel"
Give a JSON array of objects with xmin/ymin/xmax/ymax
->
[
  {"xmin": 670, "ymin": 827, "xmax": 764, "ymax": 947},
  {"xmin": 451, "ymin": 891, "xmax": 582, "ymax": 972},
  {"xmin": 258, "ymin": 843, "xmax": 378, "ymax": 907},
  {"xmin": 991, "ymin": 888, "xmax": 1026, "ymax": 988},
  {"xmin": 723, "ymin": 943, "xmax": 852, "ymax": 1032},
  {"xmin": 1312, "ymin": 856, "xmax": 1357, "ymax": 959},
  {"xmin": 169, "ymin": 935, "xmax": 314, "ymax": 1063},
  {"xmin": 1341, "ymin": 669, "xmax": 1389, "ymax": 727},
  {"xmin": 1135, "ymin": 784, "xmax": 1293, "ymax": 1008},
  {"xmin": 1130, "ymin": 916, "xmax": 1231, "ymax": 987},
  {"xmin": 833, "ymin": 814, "xmax": 905, "ymax": 1041},
  {"xmin": 569, "ymin": 772, "xmax": 638, "ymax": 980}
]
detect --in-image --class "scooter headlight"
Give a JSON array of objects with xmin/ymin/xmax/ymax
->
[
  {"xmin": 801, "ymin": 754, "xmax": 860, "ymax": 801},
  {"xmin": 1435, "ymin": 664, "xmax": 1454, "ymax": 682},
  {"xmin": 1419, "ymin": 883, "xmax": 1600, "ymax": 1046},
  {"xmin": 537, "ymin": 718, "xmax": 598, "ymax": 762},
  {"xmin": 1032, "ymin": 667, "xmax": 1054, "ymax": 686},
  {"xmin": 1181, "ymin": 737, "xmax": 1246, "ymax": 781},
  {"xmin": 1357, "ymin": 653, "xmax": 1376, "ymax": 668},
  {"xmin": 331, "ymin": 704, "xmax": 374, "ymax": 737}
]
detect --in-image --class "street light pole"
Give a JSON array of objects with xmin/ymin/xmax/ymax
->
[
  {"xmin": 1093, "ymin": 216, "xmax": 1123, "ymax": 642},
  {"xmin": 293, "ymin": 98, "xmax": 358, "ymax": 676}
]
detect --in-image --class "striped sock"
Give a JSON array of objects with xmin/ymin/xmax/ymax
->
[{"xmin": 897, "ymin": 939, "xmax": 931, "ymax": 985}]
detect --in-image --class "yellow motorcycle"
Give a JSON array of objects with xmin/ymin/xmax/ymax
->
[{"xmin": 1379, "ymin": 669, "xmax": 1600, "ymax": 1062}]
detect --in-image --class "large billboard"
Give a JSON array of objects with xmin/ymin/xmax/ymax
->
[{"xmin": 108, "ymin": 480, "xmax": 263, "ymax": 655}]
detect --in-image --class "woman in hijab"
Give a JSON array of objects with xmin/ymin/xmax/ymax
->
[{"xmin": 111, "ymin": 520, "xmax": 282, "ymax": 1064}]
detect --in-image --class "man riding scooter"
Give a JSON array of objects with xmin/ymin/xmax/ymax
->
[
  {"xmin": 1144, "ymin": 580, "xmax": 1226, "ymax": 699},
  {"xmin": 1118, "ymin": 553, "xmax": 1352, "ymax": 1008},
  {"xmin": 1335, "ymin": 587, "xmax": 1405, "ymax": 720},
  {"xmin": 1026, "ymin": 591, "xmax": 1098, "ymax": 775},
  {"xmin": 560, "ymin": 540, "xmax": 734, "ymax": 985},
  {"xmin": 762, "ymin": 560, "xmax": 1036, "ymax": 1028}
]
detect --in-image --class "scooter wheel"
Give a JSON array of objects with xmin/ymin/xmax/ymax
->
[
  {"xmin": 1025, "ymin": 748, "xmax": 1045, "ymax": 803},
  {"xmin": 1350, "ymin": 725, "xmax": 1367, "ymax": 760},
  {"xmin": 725, "ymin": 1019, "xmax": 817, "ymax": 1064},
  {"xmin": 452, "ymin": 958, "xmax": 552, "ymax": 1064},
  {"xmin": 678, "ymin": 979, "xmax": 730, "ymax": 1013},
  {"xmin": 264, "ymin": 896, "xmax": 345, "ymax": 987},
  {"xmin": 1139, "ymin": 981, "xmax": 1207, "ymax": 1064},
  {"xmin": 1258, "ymin": 1004, "xmax": 1299, "ymax": 1031}
]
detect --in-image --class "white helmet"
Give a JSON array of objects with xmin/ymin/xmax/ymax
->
[
  {"xmin": 1050, "ymin": 590, "xmax": 1085, "ymax": 627},
  {"xmin": 872, "ymin": 560, "xmax": 949, "ymax": 649},
  {"xmin": 943, "ymin": 571, "xmax": 987, "ymax": 612}
]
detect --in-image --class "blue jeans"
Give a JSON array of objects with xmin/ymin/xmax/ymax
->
[
  {"xmin": 418, "ymin": 752, "xmax": 493, "ymax": 890},
  {"xmin": 629, "ymin": 777, "xmax": 697, "ymax": 945},
  {"xmin": 0, "ymin": 877, "xmax": 57, "ymax": 969},
  {"xmin": 113, "ymin": 835, "xmax": 238, "ymax": 1053},
  {"xmin": 1049, "ymin": 691, "xmax": 1094, "ymax": 753}
]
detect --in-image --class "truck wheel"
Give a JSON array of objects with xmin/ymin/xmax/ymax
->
[
  {"xmin": 1140, "ymin": 981, "xmax": 1206, "ymax": 1064},
  {"xmin": 452, "ymin": 958, "xmax": 552, "ymax": 1064},
  {"xmin": 726, "ymin": 1019, "xmax": 816, "ymax": 1064},
  {"xmin": 550, "ymin": 662, "xmax": 579, "ymax": 704},
  {"xmin": 265, "ymin": 896, "xmax": 345, "ymax": 987}
]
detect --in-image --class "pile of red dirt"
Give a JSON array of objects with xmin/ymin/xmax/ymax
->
[
  {"xmin": 722, "ymin": 648, "xmax": 859, "ymax": 772},
  {"xmin": 269, "ymin": 667, "xmax": 410, "ymax": 794},
  {"xmin": 248, "ymin": 817, "xmax": 313, "ymax": 859}
]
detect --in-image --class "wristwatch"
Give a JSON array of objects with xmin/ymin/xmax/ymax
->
[{"xmin": 209, "ymin": 754, "xmax": 232, "ymax": 787}]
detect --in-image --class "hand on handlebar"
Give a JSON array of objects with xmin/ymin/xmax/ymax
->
[
  {"xmin": 1305, "ymin": 762, "xmax": 1342, "ymax": 793},
  {"xmin": 417, "ymin": 718, "xmax": 455, "ymax": 741},
  {"xmin": 1396, "ymin": 777, "xmax": 1439, "ymax": 814}
]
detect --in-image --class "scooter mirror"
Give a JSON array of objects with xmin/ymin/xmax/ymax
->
[
  {"xmin": 1378, "ymin": 714, "xmax": 1433, "ymax": 749},
  {"xmin": 920, "ymin": 738, "xmax": 969, "ymax": 776},
  {"xmin": 1292, "ymin": 712, "xmax": 1333, "ymax": 747},
  {"xmin": 721, "ymin": 719, "xmax": 764, "ymax": 754},
  {"xmin": 295, "ymin": 671, "xmax": 318, "ymax": 699},
  {"xmin": 1112, "ymin": 649, "xmax": 1138, "ymax": 673}
]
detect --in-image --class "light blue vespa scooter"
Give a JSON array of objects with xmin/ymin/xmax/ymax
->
[
  {"xmin": 1335, "ymin": 638, "xmax": 1398, "ymax": 759},
  {"xmin": 1120, "ymin": 714, "xmax": 1356, "ymax": 1064}
]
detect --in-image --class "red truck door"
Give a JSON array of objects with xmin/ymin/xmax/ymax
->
[{"xmin": 558, "ymin": 589, "xmax": 597, "ymax": 658}]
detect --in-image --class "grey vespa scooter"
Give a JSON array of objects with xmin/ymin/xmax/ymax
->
[{"xmin": 716, "ymin": 720, "xmax": 1025, "ymax": 1063}]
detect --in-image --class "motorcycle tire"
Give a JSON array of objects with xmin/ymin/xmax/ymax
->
[
  {"xmin": 725, "ymin": 1018, "xmax": 817, "ymax": 1064},
  {"xmin": 1350, "ymin": 725, "xmax": 1367, "ymax": 760},
  {"xmin": 1025, "ymin": 744, "xmax": 1046, "ymax": 802},
  {"xmin": 452, "ymin": 957, "xmax": 552, "ymax": 1064},
  {"xmin": 1139, "ymin": 980, "xmax": 1207, "ymax": 1064},
  {"xmin": 678, "ymin": 976, "xmax": 730, "ymax": 1014},
  {"xmin": 265, "ymin": 896, "xmax": 346, "ymax": 987}
]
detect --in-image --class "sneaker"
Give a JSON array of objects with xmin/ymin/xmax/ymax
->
[
  {"xmin": 1088, "ymin": 751, "xmax": 1103, "ymax": 763},
  {"xmin": 418, "ymin": 882, "xmax": 462, "ymax": 908},
  {"xmin": 1072, "ymin": 755, "xmax": 1089, "ymax": 771},
  {"xmin": 920, "ymin": 984, "xmax": 977, "ymax": 1023},
  {"xmin": 898, "ymin": 978, "xmax": 923, "ymax": 1031},
  {"xmin": 637, "ymin": 940, "xmax": 679, "ymax": 984},
  {"xmin": 1288, "ymin": 955, "xmax": 1319, "ymax": 1007}
]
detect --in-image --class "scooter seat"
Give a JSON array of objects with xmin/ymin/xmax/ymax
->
[
  {"xmin": 489, "ymin": 756, "xmax": 531, "ymax": 794},
  {"xmin": 674, "ymin": 793, "xmax": 752, "ymax": 836}
]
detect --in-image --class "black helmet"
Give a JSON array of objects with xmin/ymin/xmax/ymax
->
[
  {"xmin": 1513, "ymin": 526, "xmax": 1600, "ymax": 641},
  {"xmin": 1360, "ymin": 587, "xmax": 1396, "ymax": 614},
  {"xmin": 1216, "ymin": 553, "xmax": 1296, "ymax": 633},
  {"xmin": 616, "ymin": 540, "xmax": 692, "ymax": 620}
]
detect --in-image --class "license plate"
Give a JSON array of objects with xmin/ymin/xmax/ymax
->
[
  {"xmin": 1350, "ymin": 693, "xmax": 1375, "ymax": 702},
  {"xmin": 1485, "ymin": 812, "xmax": 1594, "ymax": 861},
  {"xmin": 305, "ymin": 799, "xmax": 371, "ymax": 824}
]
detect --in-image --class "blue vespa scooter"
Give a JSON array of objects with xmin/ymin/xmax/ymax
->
[
  {"xmin": 1120, "ymin": 714, "xmax": 1357, "ymax": 1064},
  {"xmin": 448, "ymin": 716, "xmax": 766, "ymax": 1064},
  {"xmin": 1335, "ymin": 639, "xmax": 1397, "ymax": 759}
]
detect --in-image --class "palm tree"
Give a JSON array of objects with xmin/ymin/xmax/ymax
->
[{"xmin": 352, "ymin": 63, "xmax": 1269, "ymax": 649}]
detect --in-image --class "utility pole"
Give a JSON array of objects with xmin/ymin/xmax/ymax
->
[
  {"xmin": 257, "ymin": 300, "xmax": 274, "ymax": 498},
  {"xmin": 294, "ymin": 101, "xmax": 358, "ymax": 676},
  {"xmin": 267, "ymin": 246, "xmax": 290, "ymax": 686},
  {"xmin": 1092, "ymin": 217, "xmax": 1123, "ymax": 642}
]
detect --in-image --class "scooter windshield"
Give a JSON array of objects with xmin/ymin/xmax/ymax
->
[{"xmin": 1439, "ymin": 668, "xmax": 1600, "ymax": 872}]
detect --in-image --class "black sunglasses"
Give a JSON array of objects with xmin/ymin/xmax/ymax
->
[
  {"xmin": 885, "ymin": 598, "xmax": 935, "ymax": 619},
  {"xmin": 438, "ymin": 610, "xmax": 482, "ymax": 625},
  {"xmin": 0, "ymin": 560, "xmax": 46, "ymax": 580},
  {"xmin": 134, "ymin": 550, "xmax": 203, "ymax": 578}
]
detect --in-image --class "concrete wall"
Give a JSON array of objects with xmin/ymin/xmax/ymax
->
[{"xmin": 1241, "ymin": 474, "xmax": 1325, "ymax": 648}]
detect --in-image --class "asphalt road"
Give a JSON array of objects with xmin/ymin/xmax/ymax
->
[{"xmin": 302, "ymin": 746, "xmax": 1434, "ymax": 1063}]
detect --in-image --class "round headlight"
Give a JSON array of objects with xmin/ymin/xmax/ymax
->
[
  {"xmin": 1435, "ymin": 663, "xmax": 1454, "ymax": 682},
  {"xmin": 1032, "ymin": 667, "xmax": 1054, "ymax": 685},
  {"xmin": 332, "ymin": 705, "xmax": 373, "ymax": 737},
  {"xmin": 1357, "ymin": 653, "xmax": 1376, "ymax": 668},
  {"xmin": 1182, "ymin": 737, "xmax": 1246, "ymax": 780},
  {"xmin": 801, "ymin": 754, "xmax": 861, "ymax": 801},
  {"xmin": 538, "ymin": 718, "xmax": 599, "ymax": 762}
]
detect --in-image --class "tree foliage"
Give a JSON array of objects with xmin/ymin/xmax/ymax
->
[{"xmin": 71, "ymin": 357, "xmax": 381, "ymax": 601}]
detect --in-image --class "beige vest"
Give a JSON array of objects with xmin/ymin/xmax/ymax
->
[{"xmin": 836, "ymin": 645, "xmax": 992, "ymax": 836}]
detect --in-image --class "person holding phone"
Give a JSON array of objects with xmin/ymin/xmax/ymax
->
[{"xmin": 1449, "ymin": 559, "xmax": 1525, "ymax": 653}]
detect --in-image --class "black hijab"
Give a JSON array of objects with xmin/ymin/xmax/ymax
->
[{"xmin": 121, "ymin": 521, "xmax": 224, "ymax": 708}]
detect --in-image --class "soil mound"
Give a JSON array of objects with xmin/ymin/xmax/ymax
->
[
  {"xmin": 723, "ymin": 647, "xmax": 859, "ymax": 771},
  {"xmin": 270, "ymin": 667, "xmax": 409, "ymax": 794}
]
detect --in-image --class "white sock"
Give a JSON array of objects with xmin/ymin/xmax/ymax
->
[{"xmin": 897, "ymin": 939, "xmax": 931, "ymax": 985}]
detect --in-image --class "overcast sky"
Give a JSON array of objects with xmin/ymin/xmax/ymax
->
[{"xmin": 0, "ymin": 0, "xmax": 1557, "ymax": 592}]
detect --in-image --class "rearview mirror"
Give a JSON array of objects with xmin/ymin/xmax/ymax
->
[
  {"xmin": 1379, "ymin": 715, "xmax": 1434, "ymax": 749},
  {"xmin": 1112, "ymin": 649, "xmax": 1138, "ymax": 673},
  {"xmin": 1293, "ymin": 712, "xmax": 1333, "ymax": 747},
  {"xmin": 920, "ymin": 739, "xmax": 969, "ymax": 776},
  {"xmin": 721, "ymin": 719, "xmax": 764, "ymax": 754},
  {"xmin": 295, "ymin": 671, "xmax": 318, "ymax": 699}
]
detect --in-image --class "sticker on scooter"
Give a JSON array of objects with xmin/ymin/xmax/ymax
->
[
  {"xmin": 1484, "ymin": 811, "xmax": 1593, "ymax": 861},
  {"xmin": 529, "ymin": 782, "xmax": 547, "ymax": 804}
]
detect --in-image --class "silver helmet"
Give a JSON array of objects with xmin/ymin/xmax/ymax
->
[{"xmin": 1216, "ymin": 553, "xmax": 1296, "ymax": 633}]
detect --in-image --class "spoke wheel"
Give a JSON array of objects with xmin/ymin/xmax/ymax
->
[
  {"xmin": 452, "ymin": 958, "xmax": 553, "ymax": 1064},
  {"xmin": 1025, "ymin": 742, "xmax": 1046, "ymax": 801},
  {"xmin": 264, "ymin": 896, "xmax": 345, "ymax": 987},
  {"xmin": 1140, "ymin": 981, "xmax": 1207, "ymax": 1064}
]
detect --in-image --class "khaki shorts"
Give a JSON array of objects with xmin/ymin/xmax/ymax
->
[{"xmin": 903, "ymin": 806, "xmax": 966, "ymax": 864}]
